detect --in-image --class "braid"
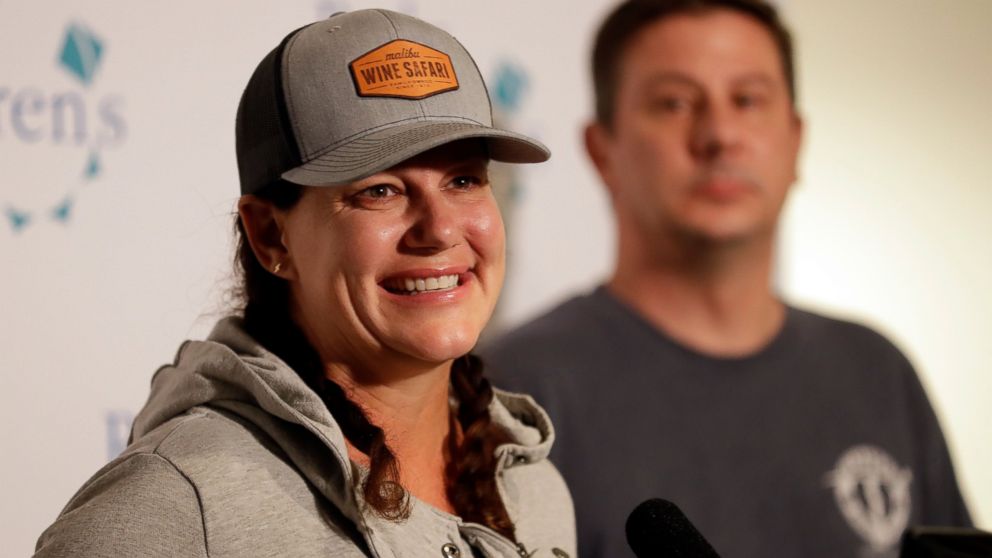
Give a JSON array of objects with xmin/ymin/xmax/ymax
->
[
  {"xmin": 447, "ymin": 354, "xmax": 515, "ymax": 540},
  {"xmin": 318, "ymin": 378, "xmax": 410, "ymax": 519}
]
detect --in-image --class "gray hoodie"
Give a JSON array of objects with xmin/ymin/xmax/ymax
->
[{"xmin": 35, "ymin": 318, "xmax": 576, "ymax": 557}]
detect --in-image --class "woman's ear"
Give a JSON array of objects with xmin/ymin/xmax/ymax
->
[{"xmin": 238, "ymin": 195, "xmax": 294, "ymax": 279}]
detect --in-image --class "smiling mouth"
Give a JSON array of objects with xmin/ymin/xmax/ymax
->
[{"xmin": 382, "ymin": 274, "xmax": 461, "ymax": 295}]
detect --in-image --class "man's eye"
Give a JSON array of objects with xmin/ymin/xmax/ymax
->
[
  {"xmin": 651, "ymin": 96, "xmax": 692, "ymax": 113},
  {"xmin": 734, "ymin": 93, "xmax": 765, "ymax": 109}
]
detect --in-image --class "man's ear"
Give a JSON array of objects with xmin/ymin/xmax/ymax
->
[
  {"xmin": 238, "ymin": 195, "xmax": 294, "ymax": 279},
  {"xmin": 584, "ymin": 121, "xmax": 619, "ymax": 199},
  {"xmin": 788, "ymin": 110, "xmax": 804, "ymax": 185}
]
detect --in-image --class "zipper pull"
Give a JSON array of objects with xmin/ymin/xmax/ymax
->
[{"xmin": 516, "ymin": 542, "xmax": 533, "ymax": 557}]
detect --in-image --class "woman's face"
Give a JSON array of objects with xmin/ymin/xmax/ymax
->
[{"xmin": 280, "ymin": 141, "xmax": 504, "ymax": 374}]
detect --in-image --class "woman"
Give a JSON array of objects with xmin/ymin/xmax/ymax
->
[{"xmin": 34, "ymin": 9, "xmax": 575, "ymax": 558}]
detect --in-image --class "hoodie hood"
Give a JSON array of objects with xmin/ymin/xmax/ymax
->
[{"xmin": 131, "ymin": 317, "xmax": 555, "ymax": 529}]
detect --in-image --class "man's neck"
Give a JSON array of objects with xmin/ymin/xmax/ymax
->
[{"xmin": 609, "ymin": 233, "xmax": 785, "ymax": 357}]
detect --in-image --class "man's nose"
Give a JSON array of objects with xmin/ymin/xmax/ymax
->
[{"xmin": 690, "ymin": 101, "xmax": 742, "ymax": 161}]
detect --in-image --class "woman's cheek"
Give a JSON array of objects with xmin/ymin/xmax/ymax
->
[
  {"xmin": 336, "ymin": 217, "xmax": 404, "ymax": 269},
  {"xmin": 467, "ymin": 200, "xmax": 505, "ymax": 253}
]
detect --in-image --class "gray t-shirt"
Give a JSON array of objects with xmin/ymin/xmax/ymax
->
[{"xmin": 481, "ymin": 287, "xmax": 970, "ymax": 558}]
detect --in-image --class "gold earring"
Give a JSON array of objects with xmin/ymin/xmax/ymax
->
[{"xmin": 273, "ymin": 262, "xmax": 282, "ymax": 274}]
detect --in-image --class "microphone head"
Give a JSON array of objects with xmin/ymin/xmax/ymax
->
[{"xmin": 625, "ymin": 498, "xmax": 720, "ymax": 557}]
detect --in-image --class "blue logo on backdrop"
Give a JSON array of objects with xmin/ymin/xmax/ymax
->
[
  {"xmin": 105, "ymin": 410, "xmax": 135, "ymax": 461},
  {"xmin": 60, "ymin": 23, "xmax": 105, "ymax": 86},
  {"xmin": 489, "ymin": 60, "xmax": 534, "ymax": 208},
  {"xmin": 492, "ymin": 62, "xmax": 528, "ymax": 113},
  {"xmin": 1, "ymin": 21, "xmax": 127, "ymax": 234}
]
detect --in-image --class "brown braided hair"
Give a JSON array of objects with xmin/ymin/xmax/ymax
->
[
  {"xmin": 233, "ymin": 179, "xmax": 515, "ymax": 538},
  {"xmin": 448, "ymin": 354, "xmax": 514, "ymax": 536}
]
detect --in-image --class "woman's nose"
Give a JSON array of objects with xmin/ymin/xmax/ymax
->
[{"xmin": 401, "ymin": 193, "xmax": 458, "ymax": 253}]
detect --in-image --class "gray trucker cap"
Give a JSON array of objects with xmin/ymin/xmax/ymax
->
[{"xmin": 235, "ymin": 9, "xmax": 550, "ymax": 195}]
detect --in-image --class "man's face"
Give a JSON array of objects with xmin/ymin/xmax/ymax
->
[{"xmin": 590, "ymin": 9, "xmax": 802, "ymax": 247}]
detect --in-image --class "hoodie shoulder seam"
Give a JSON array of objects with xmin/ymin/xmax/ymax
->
[
  {"xmin": 147, "ymin": 408, "xmax": 211, "ymax": 451},
  {"xmin": 58, "ymin": 450, "xmax": 210, "ymax": 556},
  {"xmin": 150, "ymin": 413, "xmax": 212, "ymax": 556}
]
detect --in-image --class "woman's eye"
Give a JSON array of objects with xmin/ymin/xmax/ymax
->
[
  {"xmin": 451, "ymin": 175, "xmax": 485, "ymax": 189},
  {"xmin": 359, "ymin": 184, "xmax": 396, "ymax": 199},
  {"xmin": 348, "ymin": 183, "xmax": 400, "ymax": 208}
]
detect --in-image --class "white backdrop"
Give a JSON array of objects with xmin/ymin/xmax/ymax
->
[{"xmin": 2, "ymin": 1, "xmax": 989, "ymax": 554}]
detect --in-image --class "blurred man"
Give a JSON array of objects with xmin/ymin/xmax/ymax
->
[{"xmin": 482, "ymin": 1, "xmax": 971, "ymax": 556}]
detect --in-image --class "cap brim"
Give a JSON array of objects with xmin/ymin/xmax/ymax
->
[{"xmin": 281, "ymin": 120, "xmax": 549, "ymax": 187}]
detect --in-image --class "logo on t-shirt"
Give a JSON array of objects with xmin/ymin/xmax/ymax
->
[{"xmin": 825, "ymin": 445, "xmax": 912, "ymax": 556}]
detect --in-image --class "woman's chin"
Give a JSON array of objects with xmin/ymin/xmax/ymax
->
[{"xmin": 392, "ymin": 328, "xmax": 480, "ymax": 366}]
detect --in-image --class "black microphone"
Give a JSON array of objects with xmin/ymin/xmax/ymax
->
[
  {"xmin": 625, "ymin": 498, "xmax": 721, "ymax": 557},
  {"xmin": 901, "ymin": 526, "xmax": 992, "ymax": 557}
]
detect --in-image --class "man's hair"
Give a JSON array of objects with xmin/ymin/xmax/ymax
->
[{"xmin": 592, "ymin": 0, "xmax": 797, "ymax": 127}]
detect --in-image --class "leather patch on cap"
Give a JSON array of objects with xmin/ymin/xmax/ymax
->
[{"xmin": 350, "ymin": 39, "xmax": 459, "ymax": 99}]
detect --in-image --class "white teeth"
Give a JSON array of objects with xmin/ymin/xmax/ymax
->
[{"xmin": 395, "ymin": 274, "xmax": 460, "ymax": 294}]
